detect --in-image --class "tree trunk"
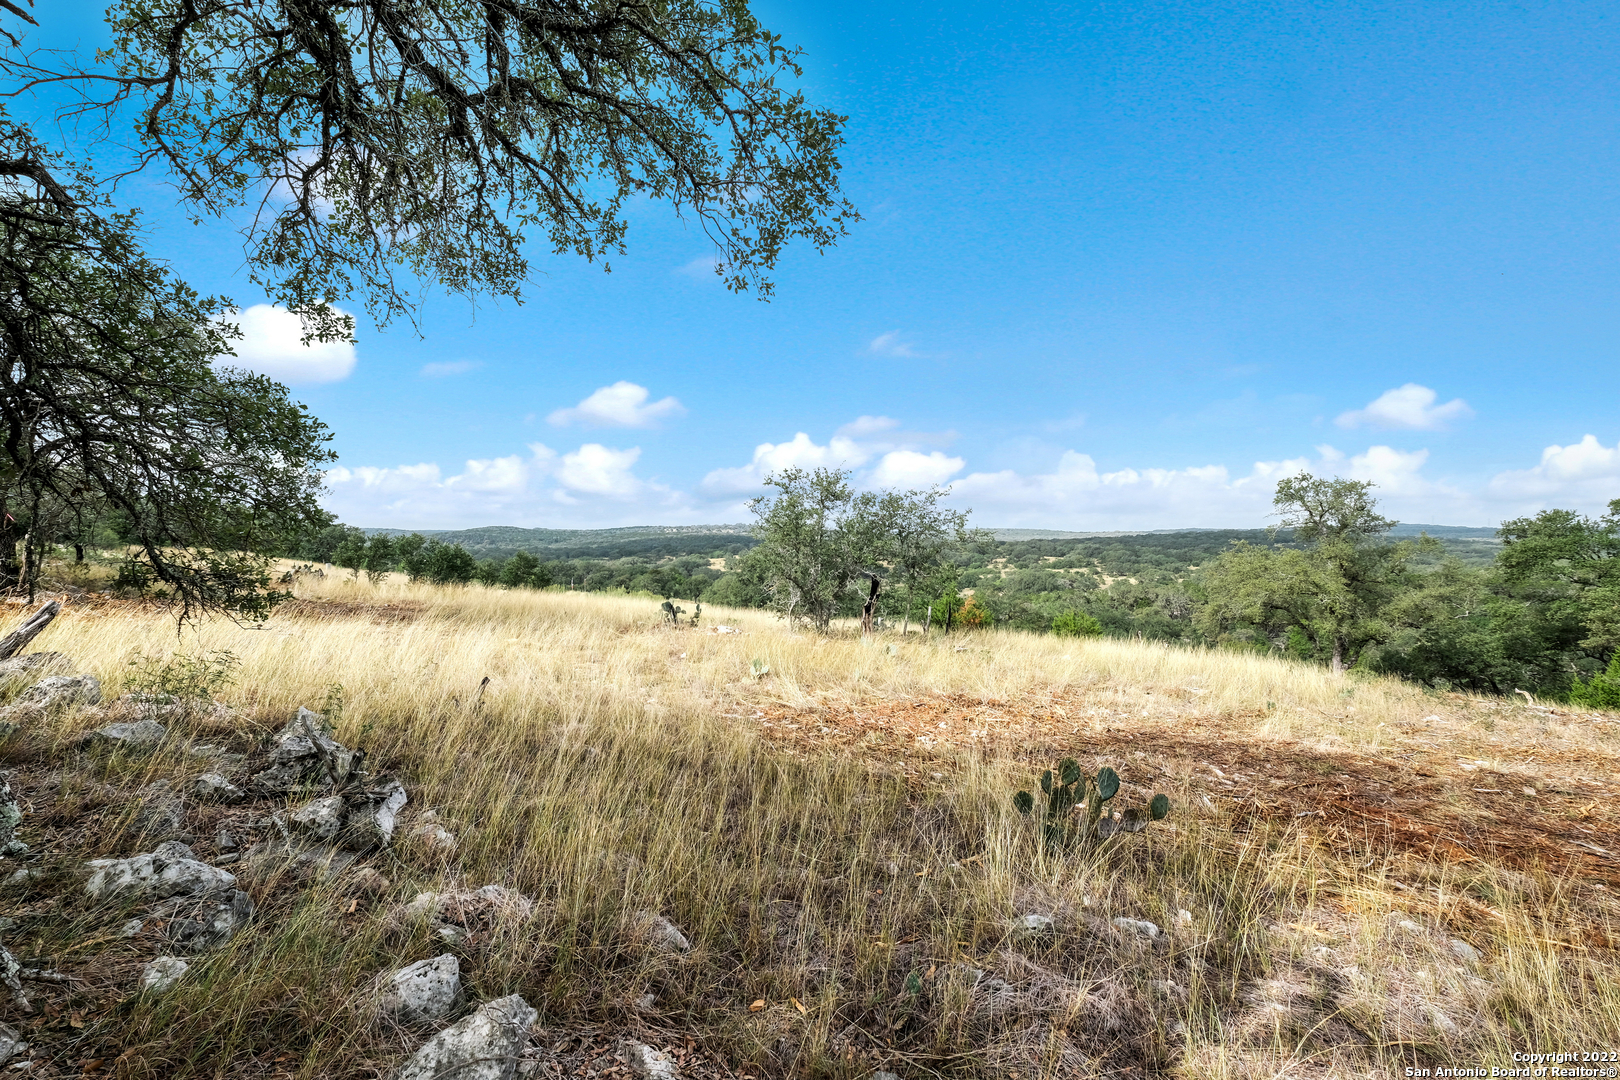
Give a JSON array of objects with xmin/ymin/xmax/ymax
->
[
  {"xmin": 1331, "ymin": 636, "xmax": 1345, "ymax": 674},
  {"xmin": 18, "ymin": 532, "xmax": 32, "ymax": 602},
  {"xmin": 74, "ymin": 544, "xmax": 84, "ymax": 564},
  {"xmin": 923, "ymin": 604, "xmax": 932, "ymax": 637},
  {"xmin": 860, "ymin": 575, "xmax": 880, "ymax": 636},
  {"xmin": 0, "ymin": 505, "xmax": 17, "ymax": 593},
  {"xmin": 0, "ymin": 600, "xmax": 60, "ymax": 660}
]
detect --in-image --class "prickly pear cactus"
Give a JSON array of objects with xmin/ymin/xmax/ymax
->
[{"xmin": 1015, "ymin": 760, "xmax": 1170, "ymax": 848}]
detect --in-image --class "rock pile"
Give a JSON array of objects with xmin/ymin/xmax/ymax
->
[{"xmin": 85, "ymin": 840, "xmax": 254, "ymax": 952}]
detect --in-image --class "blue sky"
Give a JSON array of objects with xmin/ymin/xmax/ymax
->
[{"xmin": 27, "ymin": 0, "xmax": 1620, "ymax": 530}]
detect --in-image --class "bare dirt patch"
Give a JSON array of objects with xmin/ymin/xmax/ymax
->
[{"xmin": 750, "ymin": 690, "xmax": 1620, "ymax": 897}]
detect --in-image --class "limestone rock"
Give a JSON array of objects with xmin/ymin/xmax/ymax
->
[
  {"xmin": 193, "ymin": 773, "xmax": 245, "ymax": 803},
  {"xmin": 289, "ymin": 795, "xmax": 347, "ymax": 842},
  {"xmin": 390, "ymin": 993, "xmax": 536, "ymax": 1080},
  {"xmin": 82, "ymin": 719, "xmax": 167, "ymax": 749},
  {"xmin": 140, "ymin": 956, "xmax": 189, "ymax": 993},
  {"xmin": 345, "ymin": 779, "xmax": 408, "ymax": 850},
  {"xmin": 634, "ymin": 912, "xmax": 691, "ymax": 953},
  {"xmin": 0, "ymin": 1020, "xmax": 27, "ymax": 1066},
  {"xmin": 1012, "ymin": 913, "xmax": 1054, "ymax": 936},
  {"xmin": 377, "ymin": 954, "xmax": 460, "ymax": 1025},
  {"xmin": 0, "ymin": 772, "xmax": 24, "ymax": 857},
  {"xmin": 1112, "ymin": 917, "xmax": 1160, "ymax": 940},
  {"xmin": 251, "ymin": 707, "xmax": 362, "ymax": 792},
  {"xmin": 17, "ymin": 674, "xmax": 100, "ymax": 710},
  {"xmin": 1449, "ymin": 938, "xmax": 1482, "ymax": 963},
  {"xmin": 85, "ymin": 841, "xmax": 236, "ymax": 901},
  {"xmin": 619, "ymin": 1041, "xmax": 680, "ymax": 1079},
  {"xmin": 0, "ymin": 652, "xmax": 70, "ymax": 684},
  {"xmin": 410, "ymin": 810, "xmax": 457, "ymax": 853}
]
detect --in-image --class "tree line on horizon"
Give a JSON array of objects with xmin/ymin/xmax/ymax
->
[{"xmin": 281, "ymin": 469, "xmax": 1620, "ymax": 709}]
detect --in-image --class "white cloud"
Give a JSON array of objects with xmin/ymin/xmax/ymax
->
[
  {"xmin": 447, "ymin": 454, "xmax": 527, "ymax": 493},
  {"xmin": 837, "ymin": 415, "xmax": 901, "ymax": 438},
  {"xmin": 557, "ymin": 444, "xmax": 643, "ymax": 497},
  {"xmin": 868, "ymin": 450, "xmax": 965, "ymax": 488},
  {"xmin": 548, "ymin": 381, "xmax": 686, "ymax": 428},
  {"xmin": 321, "ymin": 441, "xmax": 672, "ymax": 528},
  {"xmin": 219, "ymin": 304, "xmax": 356, "ymax": 385},
  {"xmin": 421, "ymin": 360, "xmax": 482, "ymax": 378},
  {"xmin": 701, "ymin": 432, "xmax": 870, "ymax": 494},
  {"xmin": 1488, "ymin": 434, "xmax": 1620, "ymax": 507},
  {"xmin": 867, "ymin": 331, "xmax": 917, "ymax": 358},
  {"xmin": 944, "ymin": 442, "xmax": 1472, "ymax": 529},
  {"xmin": 1335, "ymin": 384, "xmax": 1473, "ymax": 431}
]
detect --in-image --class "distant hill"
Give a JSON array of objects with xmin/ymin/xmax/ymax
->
[
  {"xmin": 359, "ymin": 521, "xmax": 1501, "ymax": 563},
  {"xmin": 365, "ymin": 524, "xmax": 757, "ymax": 560}
]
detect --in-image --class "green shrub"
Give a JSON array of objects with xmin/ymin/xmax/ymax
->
[
  {"xmin": 1052, "ymin": 611, "xmax": 1103, "ymax": 637},
  {"xmin": 1570, "ymin": 653, "xmax": 1620, "ymax": 710}
]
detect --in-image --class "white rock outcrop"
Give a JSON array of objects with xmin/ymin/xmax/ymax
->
[
  {"xmin": 620, "ymin": 1041, "xmax": 680, "ymax": 1079},
  {"xmin": 85, "ymin": 841, "xmax": 235, "ymax": 901},
  {"xmin": 140, "ymin": 956, "xmax": 189, "ymax": 993},
  {"xmin": 377, "ymin": 954, "xmax": 460, "ymax": 1025},
  {"xmin": 17, "ymin": 674, "xmax": 101, "ymax": 710},
  {"xmin": 390, "ymin": 994, "xmax": 536, "ymax": 1080}
]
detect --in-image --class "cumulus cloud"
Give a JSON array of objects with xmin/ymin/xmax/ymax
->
[
  {"xmin": 944, "ymin": 442, "xmax": 1472, "ymax": 530},
  {"xmin": 868, "ymin": 450, "xmax": 965, "ymax": 487},
  {"xmin": 421, "ymin": 360, "xmax": 482, "ymax": 378},
  {"xmin": 1335, "ymin": 384, "xmax": 1473, "ymax": 431},
  {"xmin": 219, "ymin": 304, "xmax": 356, "ymax": 384},
  {"xmin": 557, "ymin": 444, "xmax": 643, "ymax": 497},
  {"xmin": 1488, "ymin": 434, "xmax": 1620, "ymax": 506},
  {"xmin": 548, "ymin": 381, "xmax": 686, "ymax": 428},
  {"xmin": 867, "ymin": 331, "xmax": 917, "ymax": 358},
  {"xmin": 700, "ymin": 432, "xmax": 871, "ymax": 495},
  {"xmin": 321, "ymin": 440, "xmax": 671, "ymax": 527}
]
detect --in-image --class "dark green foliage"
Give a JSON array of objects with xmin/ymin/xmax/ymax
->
[
  {"xmin": 0, "ymin": 168, "xmax": 334, "ymax": 619},
  {"xmin": 1570, "ymin": 653, "xmax": 1620, "ymax": 709},
  {"xmin": 1014, "ymin": 758, "xmax": 1169, "ymax": 849},
  {"xmin": 1052, "ymin": 611, "xmax": 1103, "ymax": 637}
]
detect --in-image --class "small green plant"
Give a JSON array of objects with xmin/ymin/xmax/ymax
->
[
  {"xmin": 1014, "ymin": 758, "xmax": 1169, "ymax": 849},
  {"xmin": 1052, "ymin": 611, "xmax": 1103, "ymax": 638},
  {"xmin": 691, "ymin": 601, "xmax": 702, "ymax": 627},
  {"xmin": 124, "ymin": 650, "xmax": 241, "ymax": 707},
  {"xmin": 1570, "ymin": 653, "xmax": 1620, "ymax": 710},
  {"xmin": 660, "ymin": 598, "xmax": 687, "ymax": 625},
  {"xmin": 750, "ymin": 658, "xmax": 770, "ymax": 680}
]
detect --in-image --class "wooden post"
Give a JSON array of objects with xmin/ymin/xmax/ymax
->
[{"xmin": 923, "ymin": 603, "xmax": 932, "ymax": 638}]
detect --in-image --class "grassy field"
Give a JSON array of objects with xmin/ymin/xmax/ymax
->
[{"xmin": 1, "ymin": 571, "xmax": 1617, "ymax": 1079}]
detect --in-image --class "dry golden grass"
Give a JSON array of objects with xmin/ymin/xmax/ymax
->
[{"xmin": 0, "ymin": 572, "xmax": 1616, "ymax": 1079}]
